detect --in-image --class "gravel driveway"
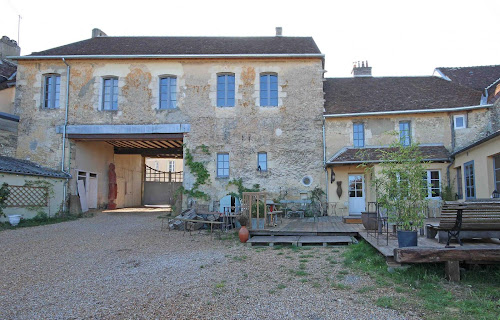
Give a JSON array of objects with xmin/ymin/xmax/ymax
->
[{"xmin": 0, "ymin": 209, "xmax": 420, "ymax": 319}]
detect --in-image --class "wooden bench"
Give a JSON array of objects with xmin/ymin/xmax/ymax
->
[
  {"xmin": 175, "ymin": 218, "xmax": 224, "ymax": 238},
  {"xmin": 431, "ymin": 202, "xmax": 500, "ymax": 245}
]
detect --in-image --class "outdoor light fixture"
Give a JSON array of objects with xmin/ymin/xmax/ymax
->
[
  {"xmin": 331, "ymin": 168, "xmax": 336, "ymax": 183},
  {"xmin": 492, "ymin": 190, "xmax": 500, "ymax": 198}
]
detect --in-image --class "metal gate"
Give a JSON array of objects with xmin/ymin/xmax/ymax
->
[{"xmin": 143, "ymin": 165, "xmax": 183, "ymax": 206}]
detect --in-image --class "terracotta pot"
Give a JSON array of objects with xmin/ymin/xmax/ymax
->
[{"xmin": 239, "ymin": 226, "xmax": 249, "ymax": 243}]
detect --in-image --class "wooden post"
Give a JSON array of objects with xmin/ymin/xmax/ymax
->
[{"xmin": 445, "ymin": 261, "xmax": 460, "ymax": 282}]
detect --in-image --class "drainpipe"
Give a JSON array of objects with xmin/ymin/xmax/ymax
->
[
  {"xmin": 61, "ymin": 58, "xmax": 70, "ymax": 212},
  {"xmin": 322, "ymin": 119, "xmax": 329, "ymax": 207}
]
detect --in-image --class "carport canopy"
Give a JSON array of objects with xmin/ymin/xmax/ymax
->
[{"xmin": 59, "ymin": 124, "xmax": 188, "ymax": 158}]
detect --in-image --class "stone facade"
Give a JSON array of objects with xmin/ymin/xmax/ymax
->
[{"xmin": 14, "ymin": 58, "xmax": 325, "ymax": 207}]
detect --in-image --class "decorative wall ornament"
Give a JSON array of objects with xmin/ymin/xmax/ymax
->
[{"xmin": 336, "ymin": 181, "xmax": 342, "ymax": 199}]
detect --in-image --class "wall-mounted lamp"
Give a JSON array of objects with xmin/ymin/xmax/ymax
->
[
  {"xmin": 330, "ymin": 168, "xmax": 336, "ymax": 183},
  {"xmin": 257, "ymin": 165, "xmax": 262, "ymax": 172}
]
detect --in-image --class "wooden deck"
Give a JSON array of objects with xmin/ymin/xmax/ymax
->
[
  {"xmin": 358, "ymin": 226, "xmax": 500, "ymax": 262},
  {"xmin": 249, "ymin": 216, "xmax": 360, "ymax": 236}
]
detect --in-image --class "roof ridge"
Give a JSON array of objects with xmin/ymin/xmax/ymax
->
[{"xmin": 436, "ymin": 64, "xmax": 500, "ymax": 70}]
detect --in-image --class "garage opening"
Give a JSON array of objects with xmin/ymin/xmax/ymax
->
[
  {"xmin": 69, "ymin": 133, "xmax": 183, "ymax": 210},
  {"xmin": 143, "ymin": 157, "xmax": 183, "ymax": 207}
]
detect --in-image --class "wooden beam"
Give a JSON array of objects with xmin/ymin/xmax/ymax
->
[
  {"xmin": 394, "ymin": 247, "xmax": 500, "ymax": 263},
  {"xmin": 114, "ymin": 147, "xmax": 182, "ymax": 156},
  {"xmin": 68, "ymin": 133, "xmax": 183, "ymax": 141}
]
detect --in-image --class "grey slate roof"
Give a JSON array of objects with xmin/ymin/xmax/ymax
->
[
  {"xmin": 327, "ymin": 145, "xmax": 450, "ymax": 164},
  {"xmin": 435, "ymin": 65, "xmax": 500, "ymax": 91},
  {"xmin": 0, "ymin": 59, "xmax": 16, "ymax": 90},
  {"xmin": 28, "ymin": 36, "xmax": 322, "ymax": 56},
  {"xmin": 0, "ymin": 156, "xmax": 71, "ymax": 178},
  {"xmin": 451, "ymin": 130, "xmax": 500, "ymax": 156},
  {"xmin": 324, "ymin": 76, "xmax": 483, "ymax": 115}
]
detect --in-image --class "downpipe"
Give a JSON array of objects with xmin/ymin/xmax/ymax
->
[{"xmin": 61, "ymin": 58, "xmax": 70, "ymax": 213}]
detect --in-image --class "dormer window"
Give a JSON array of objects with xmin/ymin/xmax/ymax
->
[
  {"xmin": 454, "ymin": 115, "xmax": 466, "ymax": 129},
  {"xmin": 43, "ymin": 74, "xmax": 61, "ymax": 109}
]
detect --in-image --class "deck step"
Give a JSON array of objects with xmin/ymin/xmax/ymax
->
[
  {"xmin": 343, "ymin": 215, "xmax": 362, "ymax": 224},
  {"xmin": 247, "ymin": 235, "xmax": 354, "ymax": 247}
]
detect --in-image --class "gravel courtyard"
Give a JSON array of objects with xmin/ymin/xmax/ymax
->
[{"xmin": 0, "ymin": 209, "xmax": 420, "ymax": 320}]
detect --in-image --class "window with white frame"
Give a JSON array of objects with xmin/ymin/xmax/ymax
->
[
  {"xmin": 168, "ymin": 160, "xmax": 175, "ymax": 172},
  {"xmin": 423, "ymin": 170, "xmax": 441, "ymax": 198},
  {"xmin": 217, "ymin": 153, "xmax": 229, "ymax": 178},
  {"xmin": 399, "ymin": 121, "xmax": 411, "ymax": 146},
  {"xmin": 102, "ymin": 77, "xmax": 118, "ymax": 110},
  {"xmin": 159, "ymin": 76, "xmax": 177, "ymax": 109},
  {"xmin": 464, "ymin": 161, "xmax": 475, "ymax": 199},
  {"xmin": 43, "ymin": 74, "xmax": 61, "ymax": 109},
  {"xmin": 456, "ymin": 167, "xmax": 463, "ymax": 199},
  {"xmin": 260, "ymin": 73, "xmax": 278, "ymax": 106},
  {"xmin": 217, "ymin": 74, "xmax": 235, "ymax": 107},
  {"xmin": 257, "ymin": 152, "xmax": 267, "ymax": 171},
  {"xmin": 353, "ymin": 123, "xmax": 364, "ymax": 147},
  {"xmin": 453, "ymin": 115, "xmax": 466, "ymax": 129}
]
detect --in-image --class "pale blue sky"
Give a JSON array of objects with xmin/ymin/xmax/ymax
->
[{"xmin": 2, "ymin": 0, "xmax": 499, "ymax": 77}]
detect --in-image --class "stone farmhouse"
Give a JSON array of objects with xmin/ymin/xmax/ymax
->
[
  {"xmin": 10, "ymin": 28, "xmax": 325, "ymax": 212},
  {"xmin": 3, "ymin": 29, "xmax": 500, "ymax": 217},
  {"xmin": 323, "ymin": 63, "xmax": 499, "ymax": 216}
]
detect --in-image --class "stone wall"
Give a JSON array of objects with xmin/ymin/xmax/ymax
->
[
  {"xmin": 324, "ymin": 112, "xmax": 454, "ymax": 160},
  {"xmin": 15, "ymin": 58, "xmax": 325, "ymax": 205},
  {"xmin": 0, "ymin": 117, "xmax": 18, "ymax": 157},
  {"xmin": 453, "ymin": 108, "xmax": 493, "ymax": 151}
]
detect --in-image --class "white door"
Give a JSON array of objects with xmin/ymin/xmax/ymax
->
[
  {"xmin": 348, "ymin": 175, "xmax": 365, "ymax": 214},
  {"xmin": 88, "ymin": 176, "xmax": 98, "ymax": 209}
]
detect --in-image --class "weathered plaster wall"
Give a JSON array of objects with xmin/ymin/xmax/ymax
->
[
  {"xmin": 73, "ymin": 141, "xmax": 114, "ymax": 206},
  {"xmin": 0, "ymin": 87, "xmax": 15, "ymax": 113},
  {"xmin": 324, "ymin": 113, "xmax": 453, "ymax": 161},
  {"xmin": 0, "ymin": 173, "xmax": 66, "ymax": 221},
  {"xmin": 0, "ymin": 118, "xmax": 17, "ymax": 157},
  {"xmin": 453, "ymin": 109, "xmax": 493, "ymax": 151},
  {"xmin": 453, "ymin": 136, "xmax": 500, "ymax": 199},
  {"xmin": 15, "ymin": 58, "xmax": 325, "ymax": 205}
]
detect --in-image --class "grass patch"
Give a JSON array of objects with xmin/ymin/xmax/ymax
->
[
  {"xmin": 312, "ymin": 282, "xmax": 321, "ymax": 288},
  {"xmin": 300, "ymin": 278, "xmax": 309, "ymax": 283},
  {"xmin": 331, "ymin": 282, "xmax": 351, "ymax": 290},
  {"xmin": 232, "ymin": 255, "xmax": 248, "ymax": 262},
  {"xmin": 289, "ymin": 269, "xmax": 309, "ymax": 277},
  {"xmin": 357, "ymin": 285, "xmax": 375, "ymax": 294},
  {"xmin": 376, "ymin": 296, "xmax": 394, "ymax": 309},
  {"xmin": 0, "ymin": 215, "xmax": 78, "ymax": 231},
  {"xmin": 277, "ymin": 284, "xmax": 286, "ymax": 289},
  {"xmin": 343, "ymin": 240, "xmax": 500, "ymax": 320},
  {"xmin": 299, "ymin": 259, "xmax": 309, "ymax": 263}
]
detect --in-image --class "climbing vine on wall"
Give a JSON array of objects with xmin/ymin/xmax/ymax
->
[
  {"xmin": 23, "ymin": 180, "xmax": 55, "ymax": 218},
  {"xmin": 181, "ymin": 147, "xmax": 210, "ymax": 201},
  {"xmin": 227, "ymin": 178, "xmax": 260, "ymax": 199},
  {"xmin": 0, "ymin": 183, "xmax": 10, "ymax": 217}
]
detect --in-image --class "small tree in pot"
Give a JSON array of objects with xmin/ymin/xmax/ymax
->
[{"xmin": 371, "ymin": 139, "xmax": 429, "ymax": 247}]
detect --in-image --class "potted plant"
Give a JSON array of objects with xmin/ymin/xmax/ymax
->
[
  {"xmin": 237, "ymin": 212, "xmax": 250, "ymax": 243},
  {"xmin": 369, "ymin": 140, "xmax": 428, "ymax": 247}
]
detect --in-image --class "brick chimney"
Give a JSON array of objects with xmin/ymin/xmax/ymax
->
[
  {"xmin": 352, "ymin": 60, "xmax": 372, "ymax": 77},
  {"xmin": 0, "ymin": 36, "xmax": 21, "ymax": 59},
  {"xmin": 276, "ymin": 27, "xmax": 283, "ymax": 36},
  {"xmin": 92, "ymin": 28, "xmax": 107, "ymax": 38}
]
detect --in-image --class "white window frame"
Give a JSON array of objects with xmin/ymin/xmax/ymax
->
[
  {"xmin": 424, "ymin": 170, "xmax": 441, "ymax": 199},
  {"xmin": 168, "ymin": 160, "xmax": 175, "ymax": 172},
  {"xmin": 453, "ymin": 115, "xmax": 466, "ymax": 129}
]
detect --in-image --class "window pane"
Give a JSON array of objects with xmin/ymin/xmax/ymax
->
[{"xmin": 455, "ymin": 116, "xmax": 464, "ymax": 128}]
